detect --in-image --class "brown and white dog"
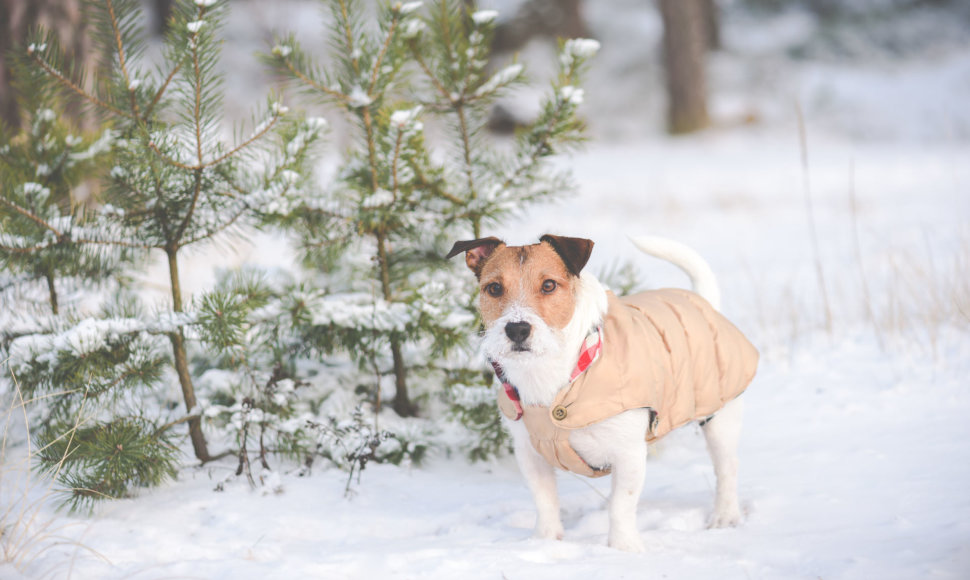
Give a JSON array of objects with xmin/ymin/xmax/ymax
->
[{"xmin": 446, "ymin": 234, "xmax": 757, "ymax": 552}]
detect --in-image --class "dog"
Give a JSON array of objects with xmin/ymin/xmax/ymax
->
[{"xmin": 446, "ymin": 234, "xmax": 758, "ymax": 552}]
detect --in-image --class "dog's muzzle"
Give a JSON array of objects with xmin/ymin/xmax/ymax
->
[{"xmin": 504, "ymin": 321, "xmax": 532, "ymax": 351}]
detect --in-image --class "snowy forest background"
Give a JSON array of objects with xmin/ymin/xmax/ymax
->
[{"xmin": 1, "ymin": 0, "xmax": 969, "ymax": 578}]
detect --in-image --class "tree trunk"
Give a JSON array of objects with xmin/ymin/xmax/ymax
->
[
  {"xmin": 492, "ymin": 0, "xmax": 590, "ymax": 54},
  {"xmin": 390, "ymin": 341, "xmax": 416, "ymax": 417},
  {"xmin": 45, "ymin": 269, "xmax": 59, "ymax": 315},
  {"xmin": 657, "ymin": 0, "xmax": 710, "ymax": 135},
  {"xmin": 0, "ymin": 0, "xmax": 93, "ymax": 129},
  {"xmin": 165, "ymin": 245, "xmax": 212, "ymax": 461},
  {"xmin": 699, "ymin": 0, "xmax": 721, "ymax": 51},
  {"xmin": 376, "ymin": 232, "xmax": 417, "ymax": 417},
  {"xmin": 151, "ymin": 0, "xmax": 174, "ymax": 36}
]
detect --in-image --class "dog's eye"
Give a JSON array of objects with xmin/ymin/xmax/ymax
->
[
  {"xmin": 485, "ymin": 282, "xmax": 504, "ymax": 298},
  {"xmin": 541, "ymin": 280, "xmax": 557, "ymax": 294}
]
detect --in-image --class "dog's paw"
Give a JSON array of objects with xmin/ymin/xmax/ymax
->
[
  {"xmin": 608, "ymin": 531, "xmax": 645, "ymax": 553},
  {"xmin": 707, "ymin": 506, "xmax": 742, "ymax": 529},
  {"xmin": 534, "ymin": 521, "xmax": 564, "ymax": 541}
]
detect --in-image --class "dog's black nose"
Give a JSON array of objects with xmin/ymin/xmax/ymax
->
[{"xmin": 505, "ymin": 321, "xmax": 532, "ymax": 344}]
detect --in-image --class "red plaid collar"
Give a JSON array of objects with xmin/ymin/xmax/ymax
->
[
  {"xmin": 570, "ymin": 326, "xmax": 603, "ymax": 382},
  {"xmin": 492, "ymin": 326, "xmax": 603, "ymax": 421}
]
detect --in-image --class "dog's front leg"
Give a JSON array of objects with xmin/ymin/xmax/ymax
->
[
  {"xmin": 509, "ymin": 420, "xmax": 564, "ymax": 540},
  {"xmin": 606, "ymin": 437, "xmax": 647, "ymax": 552}
]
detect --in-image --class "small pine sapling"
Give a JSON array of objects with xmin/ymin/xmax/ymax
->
[
  {"xmin": 195, "ymin": 271, "xmax": 316, "ymax": 490},
  {"xmin": 305, "ymin": 405, "xmax": 397, "ymax": 497},
  {"xmin": 264, "ymin": 0, "xmax": 598, "ymax": 439},
  {"xmin": 0, "ymin": 57, "xmax": 123, "ymax": 321},
  {"xmin": 18, "ymin": 0, "xmax": 319, "ymax": 462},
  {"xmin": 5, "ymin": 295, "xmax": 180, "ymax": 512}
]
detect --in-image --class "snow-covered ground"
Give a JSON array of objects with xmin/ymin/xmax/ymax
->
[{"xmin": 3, "ymin": 1, "xmax": 970, "ymax": 579}]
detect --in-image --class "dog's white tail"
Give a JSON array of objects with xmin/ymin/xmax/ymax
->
[{"xmin": 629, "ymin": 236, "xmax": 722, "ymax": 310}]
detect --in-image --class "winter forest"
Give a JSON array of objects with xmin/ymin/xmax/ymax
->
[{"xmin": 0, "ymin": 0, "xmax": 968, "ymax": 578}]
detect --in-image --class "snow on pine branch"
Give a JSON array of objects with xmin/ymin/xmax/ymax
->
[
  {"xmin": 7, "ymin": 312, "xmax": 196, "ymax": 372},
  {"xmin": 305, "ymin": 276, "xmax": 474, "ymax": 335},
  {"xmin": 473, "ymin": 64, "xmax": 523, "ymax": 99},
  {"xmin": 560, "ymin": 38, "xmax": 601, "ymax": 68}
]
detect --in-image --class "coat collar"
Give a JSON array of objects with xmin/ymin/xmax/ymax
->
[{"xmin": 491, "ymin": 325, "xmax": 603, "ymax": 422}]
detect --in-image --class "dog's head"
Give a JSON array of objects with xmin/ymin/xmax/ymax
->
[{"xmin": 447, "ymin": 235, "xmax": 603, "ymax": 377}]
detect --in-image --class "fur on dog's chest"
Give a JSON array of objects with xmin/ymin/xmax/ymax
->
[{"xmin": 499, "ymin": 288, "xmax": 759, "ymax": 477}]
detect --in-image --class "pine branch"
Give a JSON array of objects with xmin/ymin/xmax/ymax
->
[
  {"xmin": 278, "ymin": 57, "xmax": 349, "ymax": 104},
  {"xmin": 337, "ymin": 0, "xmax": 362, "ymax": 76},
  {"xmin": 409, "ymin": 49, "xmax": 452, "ymax": 103},
  {"xmin": 205, "ymin": 110, "xmax": 283, "ymax": 169},
  {"xmin": 0, "ymin": 197, "xmax": 63, "ymax": 238},
  {"xmin": 391, "ymin": 126, "xmax": 405, "ymax": 199},
  {"xmin": 145, "ymin": 62, "xmax": 182, "ymax": 118},
  {"xmin": 69, "ymin": 237, "xmax": 154, "ymax": 250},
  {"xmin": 181, "ymin": 203, "xmax": 248, "ymax": 246},
  {"xmin": 105, "ymin": 0, "xmax": 141, "ymax": 118},
  {"xmin": 174, "ymin": 171, "xmax": 204, "ymax": 243},
  {"xmin": 367, "ymin": 11, "xmax": 401, "ymax": 94},
  {"xmin": 27, "ymin": 51, "xmax": 135, "ymax": 121},
  {"xmin": 189, "ymin": 7, "xmax": 206, "ymax": 166},
  {"xmin": 153, "ymin": 412, "xmax": 201, "ymax": 436}
]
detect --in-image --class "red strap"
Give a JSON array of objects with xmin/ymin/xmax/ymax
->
[{"xmin": 492, "ymin": 361, "xmax": 523, "ymax": 420}]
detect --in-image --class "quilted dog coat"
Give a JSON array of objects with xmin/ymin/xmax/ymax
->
[{"xmin": 498, "ymin": 288, "xmax": 759, "ymax": 477}]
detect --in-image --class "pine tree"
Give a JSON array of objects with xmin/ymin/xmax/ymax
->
[
  {"xmin": 0, "ymin": 51, "xmax": 121, "ymax": 319},
  {"xmin": 10, "ymin": 0, "xmax": 312, "ymax": 462},
  {"xmin": 1, "ymin": 0, "xmax": 601, "ymax": 505},
  {"xmin": 1, "ymin": 0, "xmax": 316, "ymax": 509},
  {"xmin": 264, "ymin": 0, "xmax": 598, "ymax": 420},
  {"xmin": 194, "ymin": 270, "xmax": 318, "ymax": 489},
  {"xmin": 6, "ymin": 295, "xmax": 179, "ymax": 512}
]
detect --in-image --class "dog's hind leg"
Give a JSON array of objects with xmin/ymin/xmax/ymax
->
[
  {"xmin": 509, "ymin": 421, "xmax": 564, "ymax": 540},
  {"xmin": 701, "ymin": 396, "xmax": 744, "ymax": 528}
]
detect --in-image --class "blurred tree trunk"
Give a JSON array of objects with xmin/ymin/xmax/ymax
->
[
  {"xmin": 657, "ymin": 0, "xmax": 710, "ymax": 135},
  {"xmin": 699, "ymin": 0, "xmax": 721, "ymax": 51},
  {"xmin": 152, "ymin": 0, "xmax": 174, "ymax": 35},
  {"xmin": 492, "ymin": 0, "xmax": 590, "ymax": 54},
  {"xmin": 0, "ymin": 0, "xmax": 92, "ymax": 130}
]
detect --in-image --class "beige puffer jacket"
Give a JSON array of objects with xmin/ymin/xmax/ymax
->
[{"xmin": 498, "ymin": 288, "xmax": 759, "ymax": 478}]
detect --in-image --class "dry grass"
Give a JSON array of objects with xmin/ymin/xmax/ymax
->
[
  {"xmin": 0, "ymin": 361, "xmax": 110, "ymax": 578},
  {"xmin": 746, "ymin": 232, "xmax": 970, "ymax": 360},
  {"xmin": 877, "ymin": 235, "xmax": 970, "ymax": 355}
]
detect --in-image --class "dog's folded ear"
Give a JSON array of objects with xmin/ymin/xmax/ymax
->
[
  {"xmin": 446, "ymin": 237, "xmax": 505, "ymax": 277},
  {"xmin": 540, "ymin": 234, "xmax": 594, "ymax": 276}
]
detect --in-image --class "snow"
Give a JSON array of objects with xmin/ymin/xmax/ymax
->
[
  {"xmin": 68, "ymin": 129, "xmax": 115, "ymax": 162},
  {"xmin": 389, "ymin": 106, "xmax": 422, "ymax": 129},
  {"xmin": 472, "ymin": 10, "xmax": 499, "ymax": 25},
  {"xmin": 560, "ymin": 85, "xmax": 584, "ymax": 105},
  {"xmin": 3, "ymin": 2, "xmax": 970, "ymax": 579},
  {"xmin": 474, "ymin": 63, "xmax": 524, "ymax": 98},
  {"xmin": 560, "ymin": 38, "xmax": 601, "ymax": 68},
  {"xmin": 398, "ymin": 1, "xmax": 423, "ymax": 16},
  {"xmin": 401, "ymin": 18, "xmax": 427, "ymax": 38},
  {"xmin": 347, "ymin": 85, "xmax": 374, "ymax": 108}
]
